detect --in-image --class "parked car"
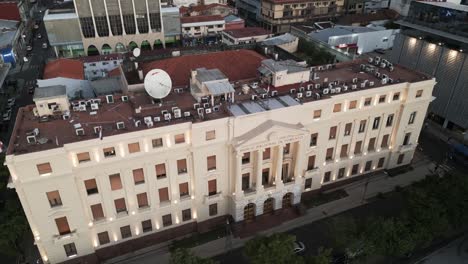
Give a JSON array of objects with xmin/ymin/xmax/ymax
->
[
  {"xmin": 42, "ymin": 42, "xmax": 48, "ymax": 49},
  {"xmin": 293, "ymin": 241, "xmax": 306, "ymax": 254},
  {"xmin": 37, "ymin": 33, "xmax": 42, "ymax": 39},
  {"xmin": 2, "ymin": 110, "xmax": 11, "ymax": 121},
  {"xmin": 26, "ymin": 45, "xmax": 33, "ymax": 51},
  {"xmin": 7, "ymin": 98, "xmax": 15, "ymax": 108},
  {"xmin": 28, "ymin": 86, "xmax": 35, "ymax": 94}
]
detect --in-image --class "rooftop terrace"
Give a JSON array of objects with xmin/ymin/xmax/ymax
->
[{"xmin": 7, "ymin": 51, "xmax": 431, "ymax": 156}]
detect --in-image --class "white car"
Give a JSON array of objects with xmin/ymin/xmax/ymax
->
[
  {"xmin": 293, "ymin": 241, "xmax": 306, "ymax": 254},
  {"xmin": 26, "ymin": 45, "xmax": 33, "ymax": 51},
  {"xmin": 7, "ymin": 98, "xmax": 15, "ymax": 107},
  {"xmin": 2, "ymin": 110, "xmax": 11, "ymax": 121},
  {"xmin": 42, "ymin": 43, "xmax": 48, "ymax": 49}
]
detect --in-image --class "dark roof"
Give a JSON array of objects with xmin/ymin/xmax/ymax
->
[
  {"xmin": 337, "ymin": 9, "xmax": 399, "ymax": 25},
  {"xmin": 33, "ymin": 85, "xmax": 66, "ymax": 100},
  {"xmin": 180, "ymin": 15, "xmax": 224, "ymax": 24},
  {"xmin": 223, "ymin": 27, "xmax": 271, "ymax": 38}
]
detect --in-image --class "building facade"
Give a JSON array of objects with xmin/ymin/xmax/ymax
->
[
  {"xmin": 73, "ymin": 0, "xmax": 166, "ymax": 55},
  {"xmin": 181, "ymin": 15, "xmax": 225, "ymax": 45},
  {"xmin": 6, "ymin": 53, "xmax": 434, "ymax": 264}
]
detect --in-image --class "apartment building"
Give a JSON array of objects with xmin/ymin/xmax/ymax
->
[
  {"xmin": 181, "ymin": 15, "xmax": 225, "ymax": 45},
  {"xmin": 261, "ymin": 0, "xmax": 345, "ymax": 33},
  {"xmin": 6, "ymin": 50, "xmax": 435, "ymax": 263}
]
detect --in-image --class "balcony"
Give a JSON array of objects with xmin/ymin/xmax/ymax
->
[
  {"xmin": 243, "ymin": 188, "xmax": 256, "ymax": 196},
  {"xmin": 204, "ymin": 191, "xmax": 223, "ymax": 203},
  {"xmin": 399, "ymin": 144, "xmax": 414, "ymax": 152},
  {"xmin": 53, "ymin": 230, "xmax": 77, "ymax": 242}
]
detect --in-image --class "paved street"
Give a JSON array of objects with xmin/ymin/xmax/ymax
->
[{"xmin": 415, "ymin": 235, "xmax": 468, "ymax": 264}]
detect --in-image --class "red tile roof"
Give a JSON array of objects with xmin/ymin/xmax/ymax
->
[
  {"xmin": 224, "ymin": 27, "xmax": 271, "ymax": 38},
  {"xmin": 108, "ymin": 67, "xmax": 122, "ymax": 77},
  {"xmin": 141, "ymin": 50, "xmax": 265, "ymax": 87},
  {"xmin": 0, "ymin": 2, "xmax": 21, "ymax": 21},
  {"xmin": 43, "ymin": 59, "xmax": 84, "ymax": 80},
  {"xmin": 180, "ymin": 15, "xmax": 225, "ymax": 24}
]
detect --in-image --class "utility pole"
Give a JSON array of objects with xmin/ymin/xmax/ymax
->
[{"xmin": 224, "ymin": 217, "xmax": 233, "ymax": 253}]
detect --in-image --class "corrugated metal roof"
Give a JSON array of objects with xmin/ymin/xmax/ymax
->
[
  {"xmin": 205, "ymin": 80, "xmax": 234, "ymax": 95},
  {"xmin": 34, "ymin": 85, "xmax": 67, "ymax": 100}
]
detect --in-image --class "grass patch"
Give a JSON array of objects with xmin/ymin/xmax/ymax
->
[
  {"xmin": 169, "ymin": 226, "xmax": 226, "ymax": 251},
  {"xmin": 302, "ymin": 189, "xmax": 349, "ymax": 208}
]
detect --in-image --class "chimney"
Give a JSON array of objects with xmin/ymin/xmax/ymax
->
[{"xmin": 138, "ymin": 69, "xmax": 144, "ymax": 81}]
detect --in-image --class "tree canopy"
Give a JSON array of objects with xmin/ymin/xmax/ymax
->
[{"xmin": 244, "ymin": 233, "xmax": 304, "ymax": 264}]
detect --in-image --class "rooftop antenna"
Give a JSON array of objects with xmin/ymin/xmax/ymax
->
[
  {"xmin": 144, "ymin": 69, "xmax": 172, "ymax": 104},
  {"xmin": 133, "ymin": 48, "xmax": 141, "ymax": 69}
]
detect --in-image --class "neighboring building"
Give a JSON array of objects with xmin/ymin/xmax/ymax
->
[
  {"xmin": 336, "ymin": 9, "xmax": 398, "ymax": 26},
  {"xmin": 161, "ymin": 6, "xmax": 182, "ymax": 47},
  {"xmin": 80, "ymin": 54, "xmax": 125, "ymax": 81},
  {"xmin": 173, "ymin": 0, "xmax": 198, "ymax": 6},
  {"xmin": 262, "ymin": 33, "xmax": 299, "ymax": 53},
  {"xmin": 236, "ymin": 0, "xmax": 262, "ymax": 25},
  {"xmin": 364, "ymin": 0, "xmax": 389, "ymax": 13},
  {"xmin": 73, "ymin": 0, "xmax": 165, "ymax": 55},
  {"xmin": 260, "ymin": 0, "xmax": 345, "ymax": 33},
  {"xmin": 179, "ymin": 3, "xmax": 235, "ymax": 17},
  {"xmin": 343, "ymin": 0, "xmax": 365, "ymax": 14},
  {"xmin": 308, "ymin": 25, "xmax": 399, "ymax": 54},
  {"xmin": 0, "ymin": 19, "xmax": 22, "ymax": 67},
  {"xmin": 43, "ymin": 7, "xmax": 84, "ymax": 58},
  {"xmin": 390, "ymin": 1, "xmax": 468, "ymax": 133},
  {"xmin": 0, "ymin": 0, "xmax": 35, "ymax": 22},
  {"xmin": 224, "ymin": 14, "xmax": 245, "ymax": 30},
  {"xmin": 181, "ymin": 15, "xmax": 225, "ymax": 45},
  {"xmin": 389, "ymin": 0, "xmax": 414, "ymax": 16},
  {"xmin": 221, "ymin": 27, "xmax": 272, "ymax": 45},
  {"xmin": 6, "ymin": 48, "xmax": 435, "ymax": 264}
]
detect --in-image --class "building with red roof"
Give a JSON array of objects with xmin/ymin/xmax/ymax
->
[
  {"xmin": 43, "ymin": 58, "xmax": 84, "ymax": 80},
  {"xmin": 0, "ymin": 1, "xmax": 21, "ymax": 21}
]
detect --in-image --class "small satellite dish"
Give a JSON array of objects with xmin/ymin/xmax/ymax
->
[
  {"xmin": 144, "ymin": 69, "xmax": 172, "ymax": 99},
  {"xmin": 133, "ymin": 47, "xmax": 141, "ymax": 58}
]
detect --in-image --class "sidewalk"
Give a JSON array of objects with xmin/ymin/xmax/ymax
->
[{"xmin": 109, "ymin": 155, "xmax": 434, "ymax": 264}]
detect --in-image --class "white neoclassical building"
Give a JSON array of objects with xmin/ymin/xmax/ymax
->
[{"xmin": 5, "ymin": 54, "xmax": 435, "ymax": 264}]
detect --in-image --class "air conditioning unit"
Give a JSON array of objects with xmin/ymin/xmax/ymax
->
[
  {"xmin": 146, "ymin": 121, "xmax": 154, "ymax": 127},
  {"xmin": 360, "ymin": 64, "xmax": 366, "ymax": 71},
  {"xmin": 174, "ymin": 109, "xmax": 182, "ymax": 118},
  {"xmin": 380, "ymin": 63, "xmax": 387, "ymax": 68},
  {"xmin": 315, "ymin": 83, "xmax": 321, "ymax": 89},
  {"xmin": 299, "ymin": 87, "xmax": 305, "ymax": 92},
  {"xmin": 213, "ymin": 106, "xmax": 220, "ymax": 112},
  {"xmin": 375, "ymin": 72, "xmax": 381, "ymax": 78},
  {"xmin": 197, "ymin": 108, "xmax": 204, "ymax": 115},
  {"xmin": 193, "ymin": 103, "xmax": 200, "ymax": 109},
  {"xmin": 389, "ymin": 66, "xmax": 394, "ymax": 72},
  {"xmin": 93, "ymin": 98, "xmax": 102, "ymax": 104},
  {"xmin": 322, "ymin": 88, "xmax": 330, "ymax": 94},
  {"xmin": 90, "ymin": 111, "xmax": 97, "ymax": 115},
  {"xmin": 154, "ymin": 116, "xmax": 161, "ymax": 122},
  {"xmin": 144, "ymin": 116, "xmax": 152, "ymax": 124},
  {"xmin": 205, "ymin": 108, "xmax": 212, "ymax": 114},
  {"xmin": 297, "ymin": 92, "xmax": 303, "ymax": 98},
  {"xmin": 161, "ymin": 110, "xmax": 168, "ymax": 115},
  {"xmin": 78, "ymin": 105, "xmax": 86, "ymax": 112},
  {"xmin": 335, "ymin": 87, "xmax": 341, "ymax": 93},
  {"xmin": 184, "ymin": 111, "xmax": 191, "ymax": 117},
  {"xmin": 330, "ymin": 88, "xmax": 336, "ymax": 94},
  {"xmin": 79, "ymin": 101, "xmax": 86, "ymax": 106},
  {"xmin": 381, "ymin": 78, "xmax": 388, "ymax": 85},
  {"xmin": 116, "ymin": 122, "xmax": 125, "ymax": 130},
  {"xmin": 175, "ymin": 88, "xmax": 183, "ymax": 93},
  {"xmin": 352, "ymin": 84, "xmax": 357, "ymax": 89},
  {"xmin": 27, "ymin": 135, "xmax": 36, "ymax": 144},
  {"xmin": 290, "ymin": 88, "xmax": 296, "ymax": 94},
  {"xmin": 251, "ymin": 95, "xmax": 257, "ymax": 100},
  {"xmin": 134, "ymin": 120, "xmax": 141, "ymax": 127},
  {"xmin": 343, "ymin": 85, "xmax": 348, "ymax": 91},
  {"xmin": 93, "ymin": 126, "xmax": 101, "ymax": 134},
  {"xmin": 369, "ymin": 81, "xmax": 374, "ymax": 86},
  {"xmin": 91, "ymin": 103, "xmax": 99, "ymax": 110},
  {"xmin": 360, "ymin": 82, "xmax": 366, "ymax": 88},
  {"xmin": 164, "ymin": 113, "xmax": 171, "ymax": 121},
  {"xmin": 62, "ymin": 113, "xmax": 70, "ymax": 120},
  {"xmin": 318, "ymin": 66, "xmax": 324, "ymax": 71},
  {"xmin": 76, "ymin": 128, "xmax": 85, "ymax": 136},
  {"xmin": 203, "ymin": 103, "xmax": 210, "ymax": 108},
  {"xmin": 251, "ymin": 82, "xmax": 258, "ymax": 88},
  {"xmin": 388, "ymin": 78, "xmax": 394, "ymax": 84},
  {"xmin": 306, "ymin": 91, "xmax": 312, "ymax": 97},
  {"xmin": 307, "ymin": 84, "xmax": 313, "ymax": 90},
  {"xmin": 368, "ymin": 57, "xmax": 374, "ymax": 63},
  {"xmin": 121, "ymin": 96, "xmax": 129, "ymax": 102},
  {"xmin": 352, "ymin": 78, "xmax": 358, "ymax": 84},
  {"xmin": 326, "ymin": 64, "xmax": 332, "ymax": 70},
  {"xmin": 106, "ymin": 95, "xmax": 114, "ymax": 104},
  {"xmin": 172, "ymin": 107, "xmax": 179, "ymax": 113},
  {"xmin": 271, "ymin": 90, "xmax": 278, "ymax": 96},
  {"xmin": 261, "ymin": 93, "xmax": 267, "ymax": 99},
  {"xmin": 315, "ymin": 93, "xmax": 321, "ymax": 99}
]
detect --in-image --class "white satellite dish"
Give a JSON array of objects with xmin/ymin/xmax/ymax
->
[
  {"xmin": 133, "ymin": 47, "xmax": 141, "ymax": 58},
  {"xmin": 144, "ymin": 69, "xmax": 172, "ymax": 99}
]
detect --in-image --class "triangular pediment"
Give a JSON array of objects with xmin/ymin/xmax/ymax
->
[{"xmin": 233, "ymin": 120, "xmax": 308, "ymax": 152}]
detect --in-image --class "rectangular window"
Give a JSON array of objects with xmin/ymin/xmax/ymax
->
[
  {"xmin": 326, "ymin": 147, "xmax": 334, "ymax": 161},
  {"xmin": 128, "ymin": 142, "xmax": 140, "ymax": 153},
  {"xmin": 152, "ymin": 138, "xmax": 163, "ymax": 148},
  {"xmin": 84, "ymin": 179, "xmax": 98, "ymax": 195},
  {"xmin": 207, "ymin": 155, "xmax": 216, "ymax": 171},
  {"xmin": 364, "ymin": 97, "xmax": 372, "ymax": 106},
  {"xmin": 103, "ymin": 147, "xmax": 116, "ymax": 157},
  {"xmin": 373, "ymin": 117, "xmax": 380, "ymax": 130},
  {"xmin": 155, "ymin": 164, "xmax": 166, "ymax": 179},
  {"xmin": 403, "ymin": 133, "xmax": 411, "ymax": 146},
  {"xmin": 182, "ymin": 209, "xmax": 192, "ymax": 221},
  {"xmin": 397, "ymin": 154, "xmax": 405, "ymax": 164},
  {"xmin": 77, "ymin": 152, "xmax": 91, "ymax": 163},
  {"xmin": 313, "ymin": 110, "xmax": 322, "ymax": 118},
  {"xmin": 386, "ymin": 114, "xmax": 394, "ymax": 127},
  {"xmin": 206, "ymin": 130, "xmax": 216, "ymax": 140},
  {"xmin": 310, "ymin": 133, "xmax": 318, "ymax": 146},
  {"xmin": 307, "ymin": 155, "xmax": 316, "ymax": 170},
  {"xmin": 354, "ymin": 141, "xmax": 362, "ymax": 154},
  {"xmin": 142, "ymin": 219, "xmax": 152, "ymax": 233},
  {"xmin": 64, "ymin": 243, "xmax": 77, "ymax": 257},
  {"xmin": 175, "ymin": 134, "xmax": 185, "ymax": 144},
  {"xmin": 55, "ymin": 217, "xmax": 71, "ymax": 235},
  {"xmin": 262, "ymin": 168, "xmax": 270, "ymax": 185},
  {"xmin": 242, "ymin": 152, "xmax": 250, "ymax": 164},
  {"xmin": 137, "ymin": 192, "xmax": 149, "ymax": 208},
  {"xmin": 409, "ymin": 111, "xmax": 416, "ymax": 124},
  {"xmin": 209, "ymin": 203, "xmax": 218, "ymax": 216},
  {"xmin": 378, "ymin": 95, "xmax": 386, "ymax": 103},
  {"xmin": 358, "ymin": 120, "xmax": 366, "ymax": 133},
  {"xmin": 365, "ymin": 161, "xmax": 372, "ymax": 171},
  {"xmin": 114, "ymin": 198, "xmax": 127, "ymax": 213},
  {"xmin": 109, "ymin": 174, "xmax": 123, "ymax": 190},
  {"xmin": 120, "ymin": 225, "xmax": 132, "ymax": 239},
  {"xmin": 159, "ymin": 187, "xmax": 169, "ymax": 202},
  {"xmin": 381, "ymin": 134, "xmax": 389, "ymax": 148},
  {"xmin": 416, "ymin": 89, "xmax": 423, "ymax": 98},
  {"xmin": 333, "ymin": 103, "xmax": 342, "ymax": 113},
  {"xmin": 177, "ymin": 159, "xmax": 188, "ymax": 174},
  {"xmin": 340, "ymin": 144, "xmax": 348, "ymax": 158},
  {"xmin": 242, "ymin": 173, "xmax": 250, "ymax": 191},
  {"xmin": 133, "ymin": 168, "xmax": 145, "ymax": 184},
  {"xmin": 208, "ymin": 179, "xmax": 217, "ymax": 196},
  {"xmin": 304, "ymin": 178, "xmax": 312, "ymax": 189},
  {"xmin": 47, "ymin": 190, "xmax": 62, "ymax": 207},
  {"xmin": 368, "ymin": 138, "xmax": 376, "ymax": 151},
  {"xmin": 98, "ymin": 232, "xmax": 110, "ymax": 245},
  {"xmin": 338, "ymin": 168, "xmax": 345, "ymax": 179},
  {"xmin": 393, "ymin": 92, "xmax": 400, "ymax": 101},
  {"xmin": 377, "ymin": 157, "xmax": 385, "ymax": 168},
  {"xmin": 162, "ymin": 214, "xmax": 172, "ymax": 227},
  {"xmin": 351, "ymin": 164, "xmax": 359, "ymax": 175},
  {"xmin": 263, "ymin": 148, "xmax": 271, "ymax": 160},
  {"xmin": 179, "ymin": 182, "xmax": 189, "ymax": 198},
  {"xmin": 344, "ymin": 123, "xmax": 352, "ymax": 136},
  {"xmin": 349, "ymin": 100, "xmax": 357, "ymax": 109},
  {"xmin": 91, "ymin": 203, "xmax": 105, "ymax": 220},
  {"xmin": 323, "ymin": 171, "xmax": 331, "ymax": 183},
  {"xmin": 329, "ymin": 126, "xmax": 337, "ymax": 140},
  {"xmin": 37, "ymin": 162, "xmax": 52, "ymax": 175}
]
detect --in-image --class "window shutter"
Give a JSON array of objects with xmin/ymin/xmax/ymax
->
[
  {"xmin": 84, "ymin": 179, "xmax": 97, "ymax": 190},
  {"xmin": 114, "ymin": 198, "xmax": 126, "ymax": 212},
  {"xmin": 159, "ymin": 188, "xmax": 169, "ymax": 202},
  {"xmin": 308, "ymin": 155, "xmax": 315, "ymax": 169},
  {"xmin": 91, "ymin": 204, "xmax": 104, "ymax": 220},
  {"xmin": 37, "ymin": 163, "xmax": 52, "ymax": 174},
  {"xmin": 77, "ymin": 152, "xmax": 90, "ymax": 162},
  {"xmin": 381, "ymin": 134, "xmax": 389, "ymax": 147},
  {"xmin": 137, "ymin": 193, "xmax": 148, "ymax": 207},
  {"xmin": 155, "ymin": 164, "xmax": 166, "ymax": 176},
  {"xmin": 132, "ymin": 168, "xmax": 144, "ymax": 183},
  {"xmin": 128, "ymin": 142, "xmax": 140, "ymax": 153},
  {"xmin": 179, "ymin": 182, "xmax": 189, "ymax": 195},
  {"xmin": 355, "ymin": 141, "xmax": 362, "ymax": 154},
  {"xmin": 47, "ymin": 191, "xmax": 61, "ymax": 202},
  {"xmin": 208, "ymin": 179, "xmax": 217, "ymax": 194},
  {"xmin": 263, "ymin": 148, "xmax": 271, "ymax": 159},
  {"xmin": 177, "ymin": 159, "xmax": 187, "ymax": 173},
  {"xmin": 109, "ymin": 174, "xmax": 122, "ymax": 190},
  {"xmin": 340, "ymin": 144, "xmax": 348, "ymax": 157},
  {"xmin": 207, "ymin": 156, "xmax": 216, "ymax": 170},
  {"xmin": 55, "ymin": 217, "xmax": 70, "ymax": 235}
]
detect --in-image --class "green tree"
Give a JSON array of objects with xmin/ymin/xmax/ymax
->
[
  {"xmin": 244, "ymin": 233, "xmax": 304, "ymax": 264},
  {"xmin": 169, "ymin": 248, "xmax": 217, "ymax": 264},
  {"xmin": 306, "ymin": 247, "xmax": 332, "ymax": 264},
  {"xmin": 325, "ymin": 215, "xmax": 359, "ymax": 251},
  {"xmin": 0, "ymin": 199, "xmax": 28, "ymax": 256}
]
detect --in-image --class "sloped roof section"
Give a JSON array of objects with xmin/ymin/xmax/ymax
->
[{"xmin": 43, "ymin": 59, "xmax": 84, "ymax": 80}]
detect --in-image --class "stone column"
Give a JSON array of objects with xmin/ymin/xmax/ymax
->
[
  {"xmin": 131, "ymin": 0, "xmax": 140, "ymax": 34},
  {"xmin": 145, "ymin": 0, "xmax": 152, "ymax": 33},
  {"xmin": 275, "ymin": 145, "xmax": 284, "ymax": 187},
  {"xmin": 235, "ymin": 153, "xmax": 243, "ymax": 197},
  {"xmin": 103, "ymin": 0, "xmax": 113, "ymax": 37},
  {"xmin": 256, "ymin": 149, "xmax": 263, "ymax": 192},
  {"xmin": 118, "ymin": 0, "xmax": 126, "ymax": 35},
  {"xmin": 293, "ymin": 141, "xmax": 304, "ymax": 184},
  {"xmin": 87, "ymin": 0, "xmax": 99, "ymax": 38}
]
